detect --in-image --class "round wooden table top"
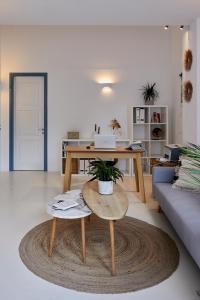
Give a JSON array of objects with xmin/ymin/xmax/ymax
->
[{"xmin": 82, "ymin": 181, "xmax": 128, "ymax": 221}]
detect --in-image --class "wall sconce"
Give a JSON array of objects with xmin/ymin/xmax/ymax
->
[
  {"xmin": 100, "ymin": 83, "xmax": 113, "ymax": 95},
  {"xmin": 94, "ymin": 71, "xmax": 117, "ymax": 95}
]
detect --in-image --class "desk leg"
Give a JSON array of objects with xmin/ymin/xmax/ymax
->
[
  {"xmin": 63, "ymin": 153, "xmax": 72, "ymax": 192},
  {"xmin": 109, "ymin": 220, "xmax": 116, "ymax": 276},
  {"xmin": 136, "ymin": 153, "xmax": 146, "ymax": 203},
  {"xmin": 48, "ymin": 217, "xmax": 57, "ymax": 257},
  {"xmin": 133, "ymin": 158, "xmax": 139, "ymax": 192},
  {"xmin": 81, "ymin": 218, "xmax": 86, "ymax": 263}
]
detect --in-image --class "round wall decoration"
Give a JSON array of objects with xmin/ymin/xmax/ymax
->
[
  {"xmin": 184, "ymin": 49, "xmax": 193, "ymax": 71},
  {"xmin": 184, "ymin": 81, "xmax": 193, "ymax": 102}
]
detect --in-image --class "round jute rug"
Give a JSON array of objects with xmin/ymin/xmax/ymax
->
[{"xmin": 19, "ymin": 217, "xmax": 179, "ymax": 294}]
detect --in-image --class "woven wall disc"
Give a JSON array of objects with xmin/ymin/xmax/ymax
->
[
  {"xmin": 184, "ymin": 49, "xmax": 193, "ymax": 71},
  {"xmin": 184, "ymin": 81, "xmax": 193, "ymax": 102}
]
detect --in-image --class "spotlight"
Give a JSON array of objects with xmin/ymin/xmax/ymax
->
[
  {"xmin": 164, "ymin": 25, "xmax": 169, "ymax": 30},
  {"xmin": 179, "ymin": 25, "xmax": 184, "ymax": 30}
]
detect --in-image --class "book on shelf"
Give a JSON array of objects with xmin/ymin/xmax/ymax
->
[
  {"xmin": 135, "ymin": 108, "xmax": 145, "ymax": 124},
  {"xmin": 140, "ymin": 108, "xmax": 145, "ymax": 123}
]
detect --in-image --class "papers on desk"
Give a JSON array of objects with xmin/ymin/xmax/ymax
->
[
  {"xmin": 51, "ymin": 189, "xmax": 91, "ymax": 213},
  {"xmin": 52, "ymin": 199, "xmax": 79, "ymax": 210}
]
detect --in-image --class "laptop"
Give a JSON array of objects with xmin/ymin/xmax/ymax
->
[{"xmin": 94, "ymin": 135, "xmax": 116, "ymax": 149}]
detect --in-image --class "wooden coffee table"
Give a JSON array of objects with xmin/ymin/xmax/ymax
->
[{"xmin": 82, "ymin": 181, "xmax": 128, "ymax": 275}]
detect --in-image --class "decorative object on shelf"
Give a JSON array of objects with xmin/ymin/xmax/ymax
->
[
  {"xmin": 152, "ymin": 127, "xmax": 163, "ymax": 140},
  {"xmin": 88, "ymin": 158, "xmax": 123, "ymax": 195},
  {"xmin": 109, "ymin": 118, "xmax": 122, "ymax": 136},
  {"xmin": 184, "ymin": 81, "xmax": 193, "ymax": 102},
  {"xmin": 151, "ymin": 112, "xmax": 161, "ymax": 123},
  {"xmin": 92, "ymin": 123, "xmax": 101, "ymax": 137},
  {"xmin": 140, "ymin": 83, "xmax": 159, "ymax": 105},
  {"xmin": 67, "ymin": 131, "xmax": 79, "ymax": 139},
  {"xmin": 184, "ymin": 49, "xmax": 193, "ymax": 71}
]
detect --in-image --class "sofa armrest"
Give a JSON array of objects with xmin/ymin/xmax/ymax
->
[{"xmin": 152, "ymin": 167, "xmax": 175, "ymax": 183}]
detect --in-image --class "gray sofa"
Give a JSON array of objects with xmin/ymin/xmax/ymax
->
[{"xmin": 152, "ymin": 166, "xmax": 200, "ymax": 269}]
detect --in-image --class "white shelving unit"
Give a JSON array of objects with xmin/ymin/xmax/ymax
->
[
  {"xmin": 128, "ymin": 105, "xmax": 168, "ymax": 173},
  {"xmin": 61, "ymin": 138, "xmax": 131, "ymax": 176}
]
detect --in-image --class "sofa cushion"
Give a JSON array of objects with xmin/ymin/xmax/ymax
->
[{"xmin": 154, "ymin": 182, "xmax": 200, "ymax": 268}]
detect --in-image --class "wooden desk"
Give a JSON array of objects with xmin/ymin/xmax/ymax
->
[
  {"xmin": 63, "ymin": 146, "xmax": 146, "ymax": 202},
  {"xmin": 82, "ymin": 181, "xmax": 128, "ymax": 275}
]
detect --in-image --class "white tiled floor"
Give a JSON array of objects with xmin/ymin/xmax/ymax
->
[{"xmin": 1, "ymin": 171, "xmax": 200, "ymax": 300}]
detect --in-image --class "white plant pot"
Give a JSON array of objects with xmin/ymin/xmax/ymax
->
[{"xmin": 98, "ymin": 180, "xmax": 113, "ymax": 195}]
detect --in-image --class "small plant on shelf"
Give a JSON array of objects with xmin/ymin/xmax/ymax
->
[
  {"xmin": 140, "ymin": 82, "xmax": 159, "ymax": 105},
  {"xmin": 88, "ymin": 158, "xmax": 124, "ymax": 195}
]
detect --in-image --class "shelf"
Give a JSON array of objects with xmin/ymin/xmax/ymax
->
[
  {"xmin": 131, "ymin": 105, "xmax": 168, "ymax": 108},
  {"xmin": 150, "ymin": 123, "xmax": 166, "ymax": 125},
  {"xmin": 133, "ymin": 122, "xmax": 166, "ymax": 125},
  {"xmin": 132, "ymin": 139, "xmax": 166, "ymax": 142},
  {"xmin": 151, "ymin": 139, "xmax": 167, "ymax": 142},
  {"xmin": 133, "ymin": 123, "xmax": 149, "ymax": 125},
  {"xmin": 130, "ymin": 105, "xmax": 168, "ymax": 174}
]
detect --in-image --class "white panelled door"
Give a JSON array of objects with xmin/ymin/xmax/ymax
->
[{"xmin": 14, "ymin": 76, "xmax": 45, "ymax": 170}]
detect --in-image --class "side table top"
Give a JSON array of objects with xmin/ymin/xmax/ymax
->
[{"xmin": 82, "ymin": 181, "xmax": 128, "ymax": 220}]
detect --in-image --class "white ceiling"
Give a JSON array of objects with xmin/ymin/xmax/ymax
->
[{"xmin": 0, "ymin": 0, "xmax": 199, "ymax": 26}]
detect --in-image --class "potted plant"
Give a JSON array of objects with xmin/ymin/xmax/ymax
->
[
  {"xmin": 88, "ymin": 159, "xmax": 124, "ymax": 195},
  {"xmin": 141, "ymin": 82, "xmax": 159, "ymax": 105}
]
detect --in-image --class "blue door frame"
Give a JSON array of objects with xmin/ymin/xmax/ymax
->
[{"xmin": 9, "ymin": 72, "xmax": 48, "ymax": 171}]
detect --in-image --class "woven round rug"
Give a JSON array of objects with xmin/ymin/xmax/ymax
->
[{"xmin": 19, "ymin": 216, "xmax": 179, "ymax": 294}]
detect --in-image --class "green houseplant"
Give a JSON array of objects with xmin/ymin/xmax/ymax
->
[
  {"xmin": 88, "ymin": 159, "xmax": 124, "ymax": 195},
  {"xmin": 173, "ymin": 143, "xmax": 200, "ymax": 191},
  {"xmin": 141, "ymin": 82, "xmax": 159, "ymax": 105},
  {"xmin": 181, "ymin": 143, "xmax": 200, "ymax": 189}
]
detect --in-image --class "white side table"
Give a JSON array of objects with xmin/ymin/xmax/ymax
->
[{"xmin": 47, "ymin": 191, "xmax": 91, "ymax": 263}]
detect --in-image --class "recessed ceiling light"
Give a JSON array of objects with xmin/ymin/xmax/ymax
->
[
  {"xmin": 164, "ymin": 25, "xmax": 169, "ymax": 30},
  {"xmin": 179, "ymin": 25, "xmax": 184, "ymax": 30}
]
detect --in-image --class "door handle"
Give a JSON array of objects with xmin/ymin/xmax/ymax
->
[{"xmin": 38, "ymin": 128, "xmax": 45, "ymax": 134}]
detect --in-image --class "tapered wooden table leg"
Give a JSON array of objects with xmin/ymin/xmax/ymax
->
[
  {"xmin": 109, "ymin": 220, "xmax": 116, "ymax": 276},
  {"xmin": 48, "ymin": 217, "xmax": 57, "ymax": 257},
  {"xmin": 136, "ymin": 153, "xmax": 146, "ymax": 203},
  {"xmin": 81, "ymin": 217, "xmax": 86, "ymax": 263},
  {"xmin": 63, "ymin": 153, "xmax": 72, "ymax": 192},
  {"xmin": 133, "ymin": 158, "xmax": 139, "ymax": 192}
]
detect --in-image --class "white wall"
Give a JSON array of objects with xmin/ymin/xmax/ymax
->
[
  {"xmin": 182, "ymin": 19, "xmax": 200, "ymax": 144},
  {"xmin": 170, "ymin": 29, "xmax": 183, "ymax": 144},
  {"xmin": 0, "ymin": 26, "xmax": 182, "ymax": 171},
  {"xmin": 182, "ymin": 22, "xmax": 197, "ymax": 144},
  {"xmin": 196, "ymin": 19, "xmax": 200, "ymax": 145}
]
